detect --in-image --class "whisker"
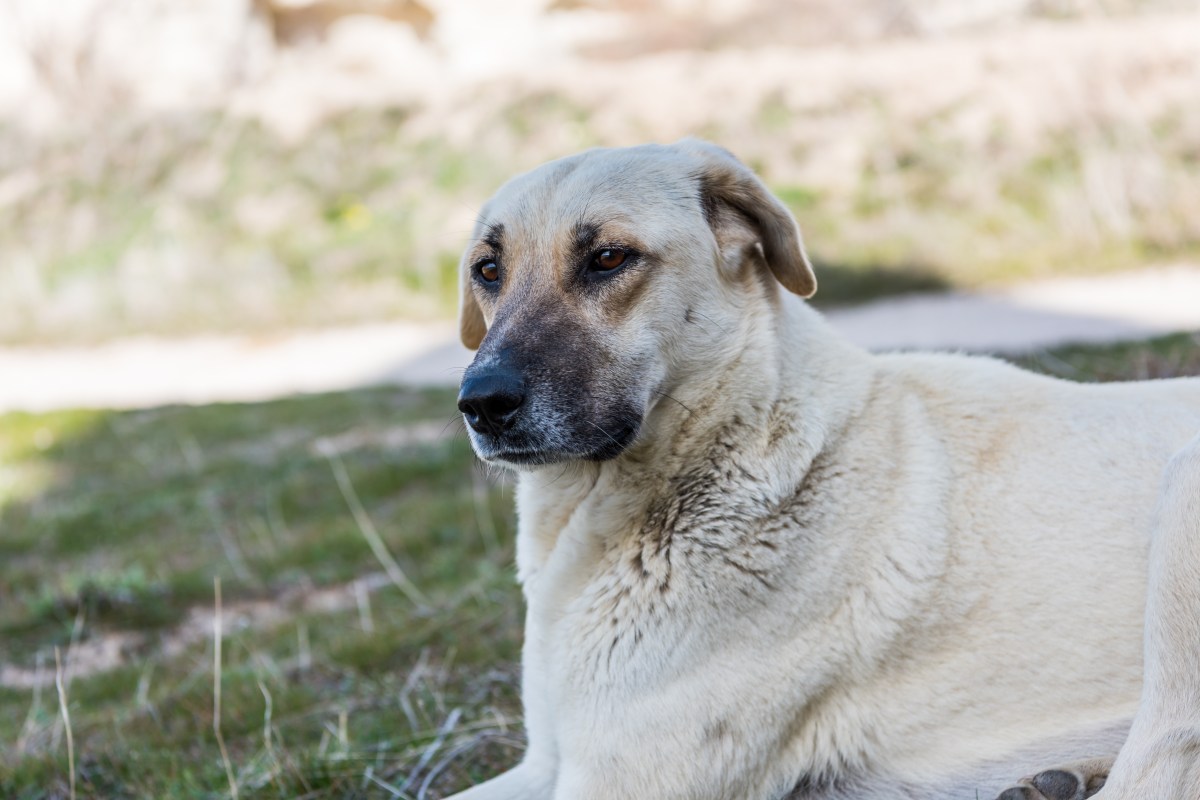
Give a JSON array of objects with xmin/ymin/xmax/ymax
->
[
  {"xmin": 584, "ymin": 419, "xmax": 624, "ymax": 449},
  {"xmin": 440, "ymin": 413, "xmax": 464, "ymax": 438},
  {"xmin": 543, "ymin": 463, "xmax": 574, "ymax": 488},
  {"xmin": 651, "ymin": 389, "xmax": 694, "ymax": 415},
  {"xmin": 689, "ymin": 309, "xmax": 731, "ymax": 336}
]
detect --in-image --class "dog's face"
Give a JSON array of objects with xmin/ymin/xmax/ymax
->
[{"xmin": 457, "ymin": 140, "xmax": 817, "ymax": 467}]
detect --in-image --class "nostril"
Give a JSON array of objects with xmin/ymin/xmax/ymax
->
[
  {"xmin": 457, "ymin": 397, "xmax": 480, "ymax": 418},
  {"xmin": 475, "ymin": 389, "xmax": 524, "ymax": 431},
  {"xmin": 489, "ymin": 390, "xmax": 523, "ymax": 417},
  {"xmin": 457, "ymin": 369, "xmax": 526, "ymax": 435}
]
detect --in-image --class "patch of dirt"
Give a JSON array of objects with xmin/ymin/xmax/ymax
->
[{"xmin": 0, "ymin": 572, "xmax": 397, "ymax": 691}]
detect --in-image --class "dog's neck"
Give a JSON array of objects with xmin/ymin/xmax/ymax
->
[
  {"xmin": 634, "ymin": 297, "xmax": 868, "ymax": 472},
  {"xmin": 512, "ymin": 296, "xmax": 874, "ymax": 586}
]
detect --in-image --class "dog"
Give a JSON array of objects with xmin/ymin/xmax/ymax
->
[{"xmin": 447, "ymin": 139, "xmax": 1200, "ymax": 799}]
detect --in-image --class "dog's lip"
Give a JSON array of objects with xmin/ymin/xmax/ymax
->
[
  {"xmin": 482, "ymin": 426, "xmax": 638, "ymax": 465},
  {"xmin": 471, "ymin": 419, "xmax": 642, "ymax": 466},
  {"xmin": 486, "ymin": 448, "xmax": 561, "ymax": 465},
  {"xmin": 484, "ymin": 446, "xmax": 602, "ymax": 465}
]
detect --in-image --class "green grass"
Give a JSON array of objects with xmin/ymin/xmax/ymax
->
[
  {"xmin": 0, "ymin": 386, "xmax": 523, "ymax": 798},
  {"xmin": 1, "ymin": 332, "xmax": 1198, "ymax": 798},
  {"xmin": 1014, "ymin": 332, "xmax": 1200, "ymax": 383}
]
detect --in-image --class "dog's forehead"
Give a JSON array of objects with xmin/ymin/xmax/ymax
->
[{"xmin": 481, "ymin": 146, "xmax": 701, "ymax": 246}]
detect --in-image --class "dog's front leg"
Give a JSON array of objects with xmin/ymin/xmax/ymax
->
[
  {"xmin": 550, "ymin": 749, "xmax": 782, "ymax": 800},
  {"xmin": 545, "ymin": 699, "xmax": 794, "ymax": 800},
  {"xmin": 1096, "ymin": 434, "xmax": 1200, "ymax": 799},
  {"xmin": 443, "ymin": 759, "xmax": 556, "ymax": 800},
  {"xmin": 552, "ymin": 756, "xmax": 713, "ymax": 800}
]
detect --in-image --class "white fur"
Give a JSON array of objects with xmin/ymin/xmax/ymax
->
[{"xmin": 448, "ymin": 142, "xmax": 1200, "ymax": 800}]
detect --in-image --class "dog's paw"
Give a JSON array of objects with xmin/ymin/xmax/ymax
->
[{"xmin": 993, "ymin": 757, "xmax": 1113, "ymax": 800}]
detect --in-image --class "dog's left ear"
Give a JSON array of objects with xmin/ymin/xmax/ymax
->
[{"xmin": 683, "ymin": 140, "xmax": 817, "ymax": 298}]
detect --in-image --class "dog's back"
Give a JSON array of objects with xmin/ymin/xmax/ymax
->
[{"xmin": 807, "ymin": 345, "xmax": 1200, "ymax": 784}]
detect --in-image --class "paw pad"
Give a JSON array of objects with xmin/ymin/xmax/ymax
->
[
  {"xmin": 1031, "ymin": 769, "xmax": 1082, "ymax": 800},
  {"xmin": 997, "ymin": 789, "xmax": 1036, "ymax": 800}
]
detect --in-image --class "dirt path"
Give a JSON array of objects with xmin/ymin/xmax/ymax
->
[{"xmin": 2, "ymin": 266, "xmax": 1199, "ymax": 414}]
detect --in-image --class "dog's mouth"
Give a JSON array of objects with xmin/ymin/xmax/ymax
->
[
  {"xmin": 475, "ymin": 421, "xmax": 641, "ymax": 467},
  {"xmin": 485, "ymin": 447, "xmax": 565, "ymax": 466}
]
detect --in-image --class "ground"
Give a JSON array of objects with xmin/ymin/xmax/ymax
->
[{"xmin": 2, "ymin": 332, "xmax": 1199, "ymax": 800}]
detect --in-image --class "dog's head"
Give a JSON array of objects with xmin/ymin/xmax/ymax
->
[{"xmin": 456, "ymin": 140, "xmax": 816, "ymax": 467}]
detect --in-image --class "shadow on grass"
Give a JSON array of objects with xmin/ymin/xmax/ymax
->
[
  {"xmin": 0, "ymin": 386, "xmax": 525, "ymax": 799},
  {"xmin": 806, "ymin": 258, "xmax": 951, "ymax": 310},
  {"xmin": 1012, "ymin": 331, "xmax": 1200, "ymax": 382}
]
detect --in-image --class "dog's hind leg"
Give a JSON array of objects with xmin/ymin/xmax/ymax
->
[{"xmin": 1096, "ymin": 433, "xmax": 1200, "ymax": 799}]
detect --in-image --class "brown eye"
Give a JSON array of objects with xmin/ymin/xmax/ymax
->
[
  {"xmin": 478, "ymin": 261, "xmax": 499, "ymax": 282},
  {"xmin": 592, "ymin": 248, "xmax": 627, "ymax": 272}
]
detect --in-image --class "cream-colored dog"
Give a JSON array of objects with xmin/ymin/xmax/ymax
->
[{"xmin": 448, "ymin": 140, "xmax": 1200, "ymax": 800}]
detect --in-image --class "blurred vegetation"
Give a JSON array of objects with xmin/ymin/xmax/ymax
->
[
  {"xmin": 0, "ymin": 332, "xmax": 1197, "ymax": 798},
  {"xmin": 0, "ymin": 112, "xmax": 507, "ymax": 344},
  {"xmin": 3, "ymin": 87, "xmax": 1199, "ymax": 344},
  {"xmin": 1015, "ymin": 330, "xmax": 1200, "ymax": 382},
  {"xmin": 0, "ymin": 385, "xmax": 523, "ymax": 798}
]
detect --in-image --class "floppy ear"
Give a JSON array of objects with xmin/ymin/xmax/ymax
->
[
  {"xmin": 684, "ymin": 140, "xmax": 817, "ymax": 298},
  {"xmin": 459, "ymin": 261, "xmax": 487, "ymax": 350}
]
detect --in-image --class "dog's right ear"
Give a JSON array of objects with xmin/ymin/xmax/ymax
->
[
  {"xmin": 460, "ymin": 265, "xmax": 486, "ymax": 349},
  {"xmin": 682, "ymin": 139, "xmax": 817, "ymax": 298},
  {"xmin": 459, "ymin": 209, "xmax": 493, "ymax": 349}
]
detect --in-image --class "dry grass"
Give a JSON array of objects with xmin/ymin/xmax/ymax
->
[{"xmin": 3, "ymin": 8, "xmax": 1200, "ymax": 345}]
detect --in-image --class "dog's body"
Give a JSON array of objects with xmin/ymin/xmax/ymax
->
[{"xmin": 448, "ymin": 141, "xmax": 1200, "ymax": 799}]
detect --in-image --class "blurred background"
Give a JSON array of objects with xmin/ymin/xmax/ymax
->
[{"xmin": 2, "ymin": 1, "xmax": 1199, "ymax": 797}]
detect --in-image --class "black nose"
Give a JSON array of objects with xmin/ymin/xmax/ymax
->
[{"xmin": 458, "ymin": 369, "xmax": 526, "ymax": 436}]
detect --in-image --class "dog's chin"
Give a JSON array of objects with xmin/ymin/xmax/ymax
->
[
  {"xmin": 483, "ymin": 449, "xmax": 573, "ymax": 468},
  {"xmin": 470, "ymin": 422, "xmax": 641, "ymax": 469}
]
